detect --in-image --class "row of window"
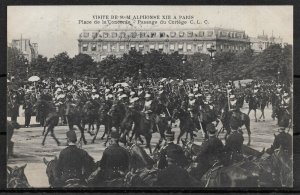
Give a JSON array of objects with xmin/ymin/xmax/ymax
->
[
  {"xmin": 82, "ymin": 43, "xmax": 247, "ymax": 52},
  {"xmin": 81, "ymin": 30, "xmax": 246, "ymax": 39}
]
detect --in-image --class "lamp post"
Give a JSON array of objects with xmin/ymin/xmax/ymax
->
[
  {"xmin": 207, "ymin": 44, "xmax": 216, "ymax": 82},
  {"xmin": 25, "ymin": 59, "xmax": 29, "ymax": 78}
]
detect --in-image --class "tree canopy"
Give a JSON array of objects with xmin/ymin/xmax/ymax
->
[{"xmin": 7, "ymin": 43, "xmax": 292, "ymax": 83}]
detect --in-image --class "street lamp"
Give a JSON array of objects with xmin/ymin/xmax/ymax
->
[
  {"xmin": 182, "ymin": 55, "xmax": 187, "ymax": 64},
  {"xmin": 207, "ymin": 44, "xmax": 216, "ymax": 82},
  {"xmin": 24, "ymin": 59, "xmax": 29, "ymax": 78}
]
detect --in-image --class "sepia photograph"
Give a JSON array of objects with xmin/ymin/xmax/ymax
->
[{"xmin": 7, "ymin": 5, "xmax": 293, "ymax": 188}]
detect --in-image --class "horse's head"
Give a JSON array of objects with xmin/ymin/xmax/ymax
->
[
  {"xmin": 128, "ymin": 144, "xmax": 155, "ymax": 171},
  {"xmin": 7, "ymin": 164, "xmax": 30, "ymax": 188},
  {"xmin": 43, "ymin": 156, "xmax": 60, "ymax": 187}
]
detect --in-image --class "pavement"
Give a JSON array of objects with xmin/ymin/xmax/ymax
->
[{"xmin": 7, "ymin": 104, "xmax": 292, "ymax": 188}]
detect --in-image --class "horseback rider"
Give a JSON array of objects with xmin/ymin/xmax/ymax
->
[
  {"xmin": 187, "ymin": 93, "xmax": 201, "ymax": 133},
  {"xmin": 98, "ymin": 128, "xmax": 130, "ymax": 180},
  {"xmin": 155, "ymin": 144, "xmax": 192, "ymax": 186},
  {"xmin": 266, "ymin": 117, "xmax": 292, "ymax": 156},
  {"xmin": 157, "ymin": 131, "xmax": 188, "ymax": 169},
  {"xmin": 224, "ymin": 118, "xmax": 244, "ymax": 164},
  {"xmin": 56, "ymin": 130, "xmax": 95, "ymax": 186},
  {"xmin": 193, "ymin": 123, "xmax": 224, "ymax": 178},
  {"xmin": 142, "ymin": 93, "xmax": 155, "ymax": 132}
]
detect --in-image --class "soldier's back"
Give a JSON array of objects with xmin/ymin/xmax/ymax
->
[{"xmin": 156, "ymin": 164, "xmax": 191, "ymax": 187}]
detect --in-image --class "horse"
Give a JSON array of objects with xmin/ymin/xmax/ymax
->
[
  {"xmin": 124, "ymin": 144, "xmax": 158, "ymax": 187},
  {"xmin": 257, "ymin": 91, "xmax": 268, "ymax": 122},
  {"xmin": 7, "ymin": 164, "xmax": 31, "ymax": 188},
  {"xmin": 121, "ymin": 108, "xmax": 153, "ymax": 154},
  {"xmin": 81, "ymin": 100, "xmax": 99, "ymax": 135},
  {"xmin": 103, "ymin": 102, "xmax": 126, "ymax": 146},
  {"xmin": 271, "ymin": 146, "xmax": 293, "ymax": 187},
  {"xmin": 245, "ymin": 93, "xmax": 259, "ymax": 122},
  {"xmin": 220, "ymin": 109, "xmax": 251, "ymax": 146},
  {"xmin": 43, "ymin": 157, "xmax": 88, "ymax": 187},
  {"xmin": 172, "ymin": 108, "xmax": 196, "ymax": 144},
  {"xmin": 34, "ymin": 100, "xmax": 60, "ymax": 146},
  {"xmin": 65, "ymin": 100, "xmax": 89, "ymax": 145},
  {"xmin": 7, "ymin": 120, "xmax": 20, "ymax": 158},
  {"xmin": 91, "ymin": 101, "xmax": 112, "ymax": 144}
]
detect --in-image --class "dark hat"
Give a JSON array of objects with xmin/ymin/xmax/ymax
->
[
  {"xmin": 110, "ymin": 128, "xmax": 120, "ymax": 139},
  {"xmin": 207, "ymin": 123, "xmax": 217, "ymax": 135},
  {"xmin": 66, "ymin": 130, "xmax": 77, "ymax": 143},
  {"xmin": 278, "ymin": 118, "xmax": 289, "ymax": 129},
  {"xmin": 165, "ymin": 131, "xmax": 175, "ymax": 141}
]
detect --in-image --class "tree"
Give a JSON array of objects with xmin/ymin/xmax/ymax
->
[
  {"xmin": 30, "ymin": 55, "xmax": 49, "ymax": 78},
  {"xmin": 48, "ymin": 52, "xmax": 72, "ymax": 77},
  {"xmin": 7, "ymin": 46, "xmax": 27, "ymax": 80},
  {"xmin": 72, "ymin": 53, "xmax": 95, "ymax": 77}
]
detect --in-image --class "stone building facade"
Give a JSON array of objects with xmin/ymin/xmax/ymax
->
[{"xmin": 78, "ymin": 27, "xmax": 250, "ymax": 61}]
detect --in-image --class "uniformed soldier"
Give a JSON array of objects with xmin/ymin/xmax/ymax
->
[
  {"xmin": 266, "ymin": 118, "xmax": 292, "ymax": 156},
  {"xmin": 193, "ymin": 123, "xmax": 224, "ymax": 178},
  {"xmin": 56, "ymin": 130, "xmax": 95, "ymax": 186},
  {"xmin": 158, "ymin": 131, "xmax": 188, "ymax": 169},
  {"xmin": 98, "ymin": 128, "xmax": 130, "ymax": 180},
  {"xmin": 91, "ymin": 89, "xmax": 100, "ymax": 100},
  {"xmin": 23, "ymin": 97, "xmax": 33, "ymax": 127},
  {"xmin": 224, "ymin": 118, "xmax": 244, "ymax": 164}
]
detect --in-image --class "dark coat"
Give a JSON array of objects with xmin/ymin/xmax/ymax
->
[
  {"xmin": 56, "ymin": 145, "xmax": 95, "ymax": 183},
  {"xmin": 195, "ymin": 136, "xmax": 224, "ymax": 166},
  {"xmin": 100, "ymin": 143, "xmax": 129, "ymax": 172},
  {"xmin": 225, "ymin": 130, "xmax": 244, "ymax": 153},
  {"xmin": 269, "ymin": 131, "xmax": 292, "ymax": 155},
  {"xmin": 155, "ymin": 164, "xmax": 192, "ymax": 187},
  {"xmin": 158, "ymin": 142, "xmax": 188, "ymax": 169}
]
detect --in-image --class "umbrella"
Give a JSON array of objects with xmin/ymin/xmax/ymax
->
[
  {"xmin": 28, "ymin": 76, "xmax": 40, "ymax": 82},
  {"xmin": 114, "ymin": 82, "xmax": 129, "ymax": 87}
]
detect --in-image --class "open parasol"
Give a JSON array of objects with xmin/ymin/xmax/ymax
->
[{"xmin": 28, "ymin": 76, "xmax": 40, "ymax": 82}]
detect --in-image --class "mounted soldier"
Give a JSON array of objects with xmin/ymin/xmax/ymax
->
[
  {"xmin": 96, "ymin": 128, "xmax": 129, "ymax": 183},
  {"xmin": 266, "ymin": 117, "xmax": 292, "ymax": 156},
  {"xmin": 224, "ymin": 118, "xmax": 244, "ymax": 164},
  {"xmin": 142, "ymin": 93, "xmax": 155, "ymax": 132},
  {"xmin": 191, "ymin": 123, "xmax": 224, "ymax": 180},
  {"xmin": 155, "ymin": 133, "xmax": 192, "ymax": 187},
  {"xmin": 157, "ymin": 131, "xmax": 188, "ymax": 170},
  {"xmin": 55, "ymin": 130, "xmax": 95, "ymax": 187},
  {"xmin": 54, "ymin": 88, "xmax": 67, "ymax": 124}
]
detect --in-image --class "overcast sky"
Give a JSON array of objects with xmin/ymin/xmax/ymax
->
[{"xmin": 8, "ymin": 6, "xmax": 293, "ymax": 58}]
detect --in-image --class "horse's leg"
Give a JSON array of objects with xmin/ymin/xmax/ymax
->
[
  {"xmin": 254, "ymin": 109, "xmax": 257, "ymax": 122},
  {"xmin": 91, "ymin": 123, "xmax": 100, "ymax": 144},
  {"xmin": 262, "ymin": 108, "xmax": 265, "ymax": 121},
  {"xmin": 42, "ymin": 125, "xmax": 46, "ymax": 136},
  {"xmin": 104, "ymin": 126, "xmax": 111, "ymax": 147},
  {"xmin": 177, "ymin": 128, "xmax": 185, "ymax": 144},
  {"xmin": 42, "ymin": 125, "xmax": 50, "ymax": 145},
  {"xmin": 245, "ymin": 117, "xmax": 251, "ymax": 146},
  {"xmin": 77, "ymin": 123, "xmax": 87, "ymax": 145},
  {"xmin": 100, "ymin": 125, "xmax": 107, "ymax": 140},
  {"xmin": 247, "ymin": 109, "xmax": 251, "ymax": 116},
  {"xmin": 49, "ymin": 124, "xmax": 60, "ymax": 146}
]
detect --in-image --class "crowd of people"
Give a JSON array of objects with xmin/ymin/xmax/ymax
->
[{"xmin": 7, "ymin": 76, "xmax": 293, "ymax": 187}]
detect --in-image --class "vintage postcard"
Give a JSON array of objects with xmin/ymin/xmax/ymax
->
[{"xmin": 7, "ymin": 5, "xmax": 293, "ymax": 188}]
